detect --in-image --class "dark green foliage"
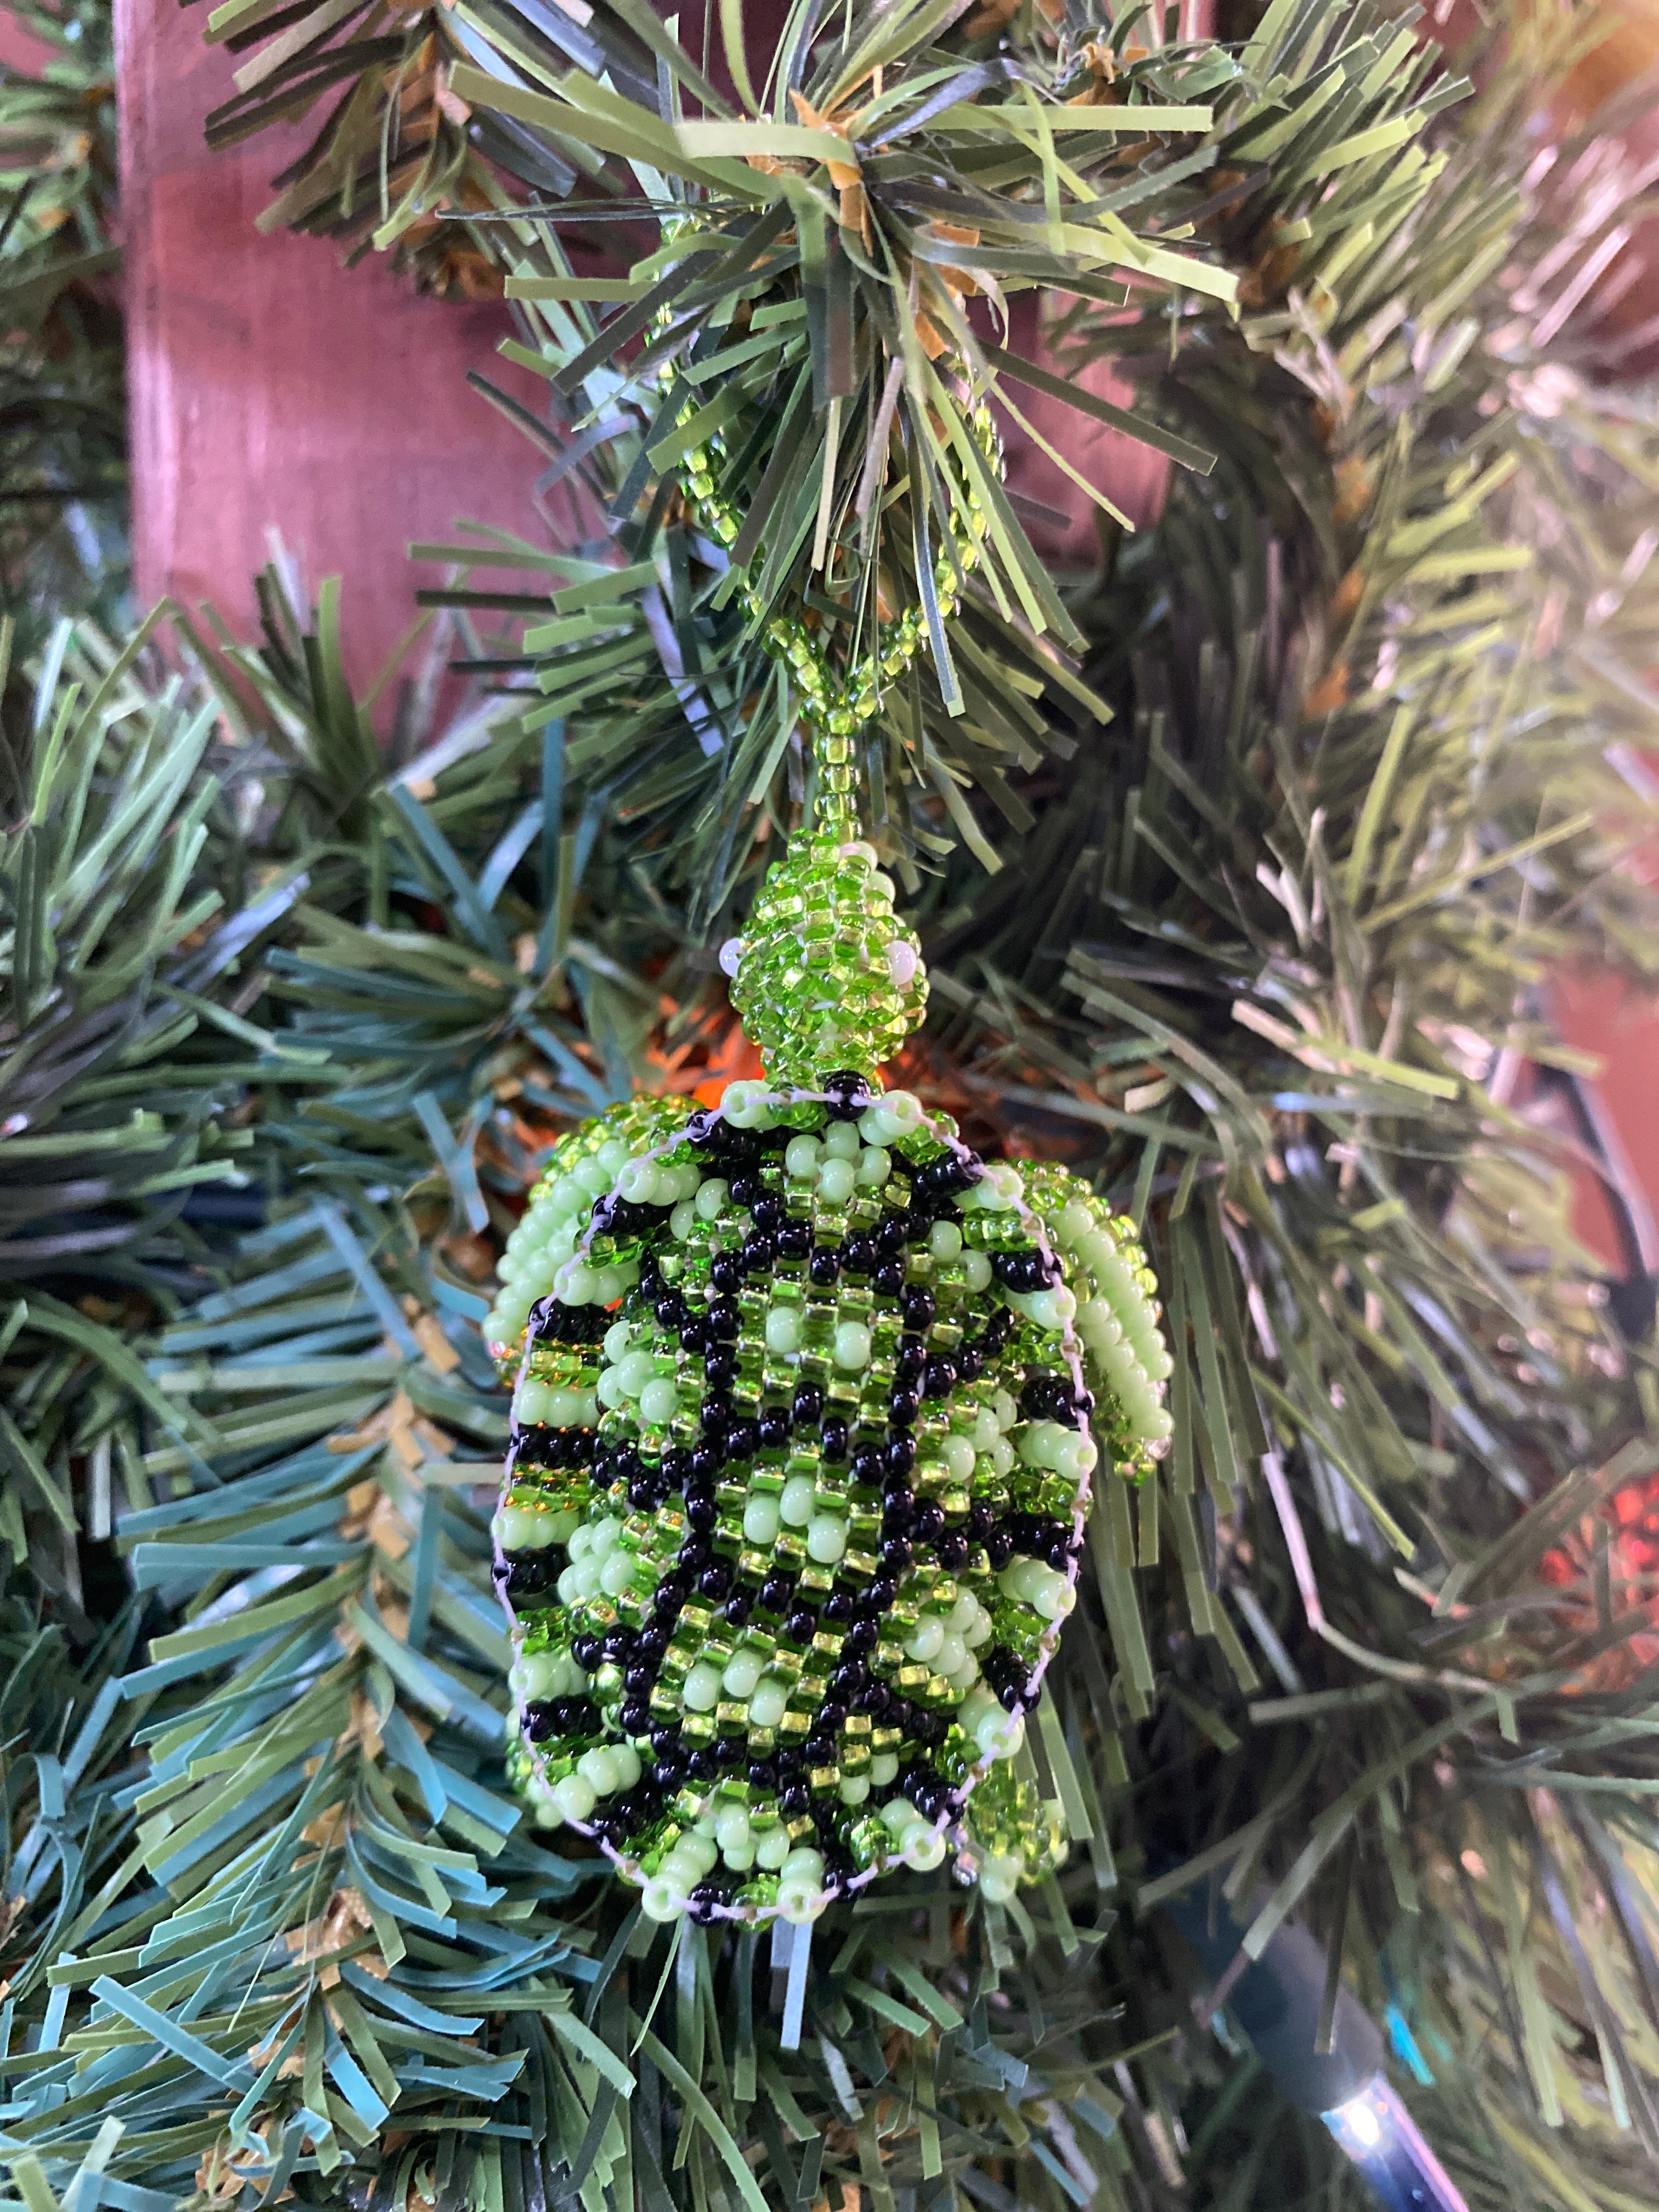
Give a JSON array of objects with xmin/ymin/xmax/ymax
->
[{"xmin": 0, "ymin": 1, "xmax": 124, "ymax": 712}]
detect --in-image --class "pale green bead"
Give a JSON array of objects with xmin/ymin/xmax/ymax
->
[
  {"xmin": 743, "ymin": 1494, "xmax": 782, "ymax": 1544},
  {"xmin": 613, "ymin": 1351, "xmax": 653, "ymax": 1399},
  {"xmin": 579, "ymin": 1748, "xmax": 621, "ymax": 1795},
  {"xmin": 600, "ymin": 1552, "xmax": 636, "ymax": 1598},
  {"xmin": 765, "ymin": 1307, "xmax": 802, "ymax": 1356},
  {"xmin": 780, "ymin": 1474, "xmax": 816, "ymax": 1527},
  {"xmin": 806, "ymin": 1513, "xmax": 848, "ymax": 1564},
  {"xmin": 941, "ymin": 1432, "xmax": 976, "ymax": 1483},
  {"xmin": 935, "ymin": 1630, "xmax": 967, "ymax": 1675},
  {"xmin": 684, "ymin": 1662, "xmax": 723, "ymax": 1712},
  {"xmin": 856, "ymin": 1146, "xmax": 891, "ymax": 1186},
  {"xmin": 870, "ymin": 1752, "xmax": 899, "ymax": 1786},
  {"xmin": 906, "ymin": 1616, "xmax": 945, "ymax": 1662},
  {"xmin": 749, "ymin": 1677, "xmax": 788, "ymax": 1728},
  {"xmin": 639, "ymin": 1378, "xmax": 679, "ymax": 1425},
  {"xmin": 832, "ymin": 1321, "xmax": 872, "ymax": 1370},
  {"xmin": 554, "ymin": 1773, "xmax": 597, "ymax": 1822},
  {"xmin": 821, "ymin": 1121, "xmax": 860, "ymax": 1161},
  {"xmin": 715, "ymin": 1804, "xmax": 752, "ymax": 1853},
  {"xmin": 723, "ymin": 1648, "xmax": 764, "ymax": 1697},
  {"xmin": 818, "ymin": 1158, "xmax": 857, "ymax": 1205},
  {"xmin": 755, "ymin": 1826, "xmax": 791, "ymax": 1870},
  {"xmin": 929, "ymin": 1220, "xmax": 963, "ymax": 1261},
  {"xmin": 976, "ymin": 1709, "xmax": 1024, "ymax": 1762},
  {"xmin": 901, "ymin": 1820, "xmax": 946, "ymax": 1871},
  {"xmin": 785, "ymin": 1135, "xmax": 822, "ymax": 1178},
  {"xmin": 641, "ymin": 1873, "xmax": 689, "ymax": 1922},
  {"xmin": 695, "ymin": 1178, "xmax": 729, "ymax": 1221}
]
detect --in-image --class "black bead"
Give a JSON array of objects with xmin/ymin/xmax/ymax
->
[
  {"xmin": 679, "ymin": 1536, "xmax": 712, "ymax": 1573},
  {"xmin": 747, "ymin": 1758, "xmax": 778, "ymax": 1790},
  {"xmin": 722, "ymin": 1589, "xmax": 754, "ymax": 1629},
  {"xmin": 522, "ymin": 1700, "xmax": 558, "ymax": 1741},
  {"xmin": 758, "ymin": 1408, "xmax": 793, "ymax": 1450},
  {"xmin": 822, "ymin": 1071, "xmax": 872, "ymax": 1119},
  {"xmin": 783, "ymin": 1607, "xmax": 817, "ymax": 1644},
  {"xmin": 986, "ymin": 1530, "xmax": 1014, "ymax": 1570},
  {"xmin": 700, "ymin": 1393, "xmax": 731, "ymax": 1433},
  {"xmin": 936, "ymin": 1532, "xmax": 969, "ymax": 1570},
  {"xmin": 922, "ymin": 1356, "xmax": 957, "ymax": 1400},
  {"xmin": 873, "ymin": 1257, "xmax": 906, "ymax": 1295},
  {"xmin": 901, "ymin": 1288, "xmax": 936, "ymax": 1333},
  {"xmin": 686, "ymin": 1492, "xmax": 716, "ymax": 1532},
  {"xmin": 820, "ymin": 1415, "xmax": 849, "ymax": 1463},
  {"xmin": 792, "ymin": 1381, "xmax": 823, "ymax": 1427},
  {"xmin": 724, "ymin": 1416, "xmax": 760, "ymax": 1463},
  {"xmin": 571, "ymin": 1634, "xmax": 604, "ymax": 1672},
  {"xmin": 817, "ymin": 1699, "xmax": 849, "ymax": 1731},
  {"xmin": 966, "ymin": 1501, "xmax": 995, "ymax": 1541},
  {"xmin": 729, "ymin": 1175, "xmax": 764, "ymax": 1210},
  {"xmin": 752, "ymin": 1196, "xmax": 785, "ymax": 1233},
  {"xmin": 709, "ymin": 1252, "xmax": 742, "ymax": 1294},
  {"xmin": 886, "ymin": 1434, "xmax": 916, "ymax": 1478},
  {"xmin": 998, "ymin": 1678, "xmax": 1026, "ymax": 1713},
  {"xmin": 883, "ymin": 1488, "xmax": 916, "ymax": 1532},
  {"xmin": 656, "ymin": 1291, "xmax": 687, "ymax": 1329},
  {"xmin": 866, "ymin": 1575, "xmax": 899, "ymax": 1610},
  {"xmin": 502, "ymin": 1556, "xmax": 552, "ymax": 1598},
  {"xmin": 690, "ymin": 1444, "xmax": 722, "ymax": 1486},
  {"xmin": 889, "ymin": 1387, "xmax": 919, "ymax": 1426},
  {"xmin": 707, "ymin": 1300, "xmax": 740, "ymax": 1341},
  {"xmin": 650, "ymin": 1723, "xmax": 682, "ymax": 1758},
  {"xmin": 759, "ymin": 1573, "xmax": 794, "ymax": 1614},
  {"xmin": 777, "ymin": 1222, "xmax": 811, "ymax": 1261},
  {"xmin": 845, "ymin": 1617, "xmax": 878, "ymax": 1654},
  {"xmin": 602, "ymin": 1625, "xmax": 633, "ymax": 1661},
  {"xmin": 842, "ymin": 1234, "xmax": 877, "ymax": 1275},
  {"xmin": 876, "ymin": 1209, "xmax": 909, "ymax": 1251},
  {"xmin": 779, "ymin": 1782, "xmax": 811, "ymax": 1816},
  {"xmin": 685, "ymin": 1109, "xmax": 720, "ymax": 1149},
  {"xmin": 628, "ymin": 1475, "xmax": 659, "ymax": 1511},
  {"xmin": 703, "ymin": 1347, "xmax": 737, "ymax": 1388},
  {"xmin": 698, "ymin": 1562, "xmax": 732, "ymax": 1600},
  {"xmin": 850, "ymin": 1444, "xmax": 885, "ymax": 1486},
  {"xmin": 654, "ymin": 1573, "xmax": 689, "ymax": 1615},
  {"xmin": 624, "ymin": 1660, "xmax": 654, "ymax": 1692},
  {"xmin": 913, "ymin": 1502, "xmax": 946, "ymax": 1543},
  {"xmin": 742, "ymin": 1234, "xmax": 776, "ymax": 1273},
  {"xmin": 880, "ymin": 1536, "xmax": 913, "ymax": 1570},
  {"xmin": 957, "ymin": 1344, "xmax": 985, "ymax": 1382},
  {"xmin": 686, "ymin": 1748, "xmax": 719, "ymax": 1782},
  {"xmin": 637, "ymin": 1627, "xmax": 668, "ymax": 1662},
  {"xmin": 808, "ymin": 1246, "xmax": 841, "ymax": 1287},
  {"xmin": 823, "ymin": 1589, "xmax": 856, "ymax": 1624},
  {"xmin": 619, "ymin": 1698, "xmax": 651, "ymax": 1734},
  {"xmin": 895, "ymin": 1344, "xmax": 926, "ymax": 1384}
]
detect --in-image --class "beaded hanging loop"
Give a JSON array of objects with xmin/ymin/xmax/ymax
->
[{"xmin": 487, "ymin": 368, "xmax": 1172, "ymax": 1932}]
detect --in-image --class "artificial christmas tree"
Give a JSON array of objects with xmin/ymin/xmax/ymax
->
[{"xmin": 4, "ymin": 2, "xmax": 1659, "ymax": 2210}]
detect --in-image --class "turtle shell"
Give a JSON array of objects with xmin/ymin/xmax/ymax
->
[{"xmin": 489, "ymin": 1077, "xmax": 1171, "ymax": 1925}]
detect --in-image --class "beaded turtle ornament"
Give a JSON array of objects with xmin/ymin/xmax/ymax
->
[{"xmin": 487, "ymin": 411, "xmax": 1173, "ymax": 1930}]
